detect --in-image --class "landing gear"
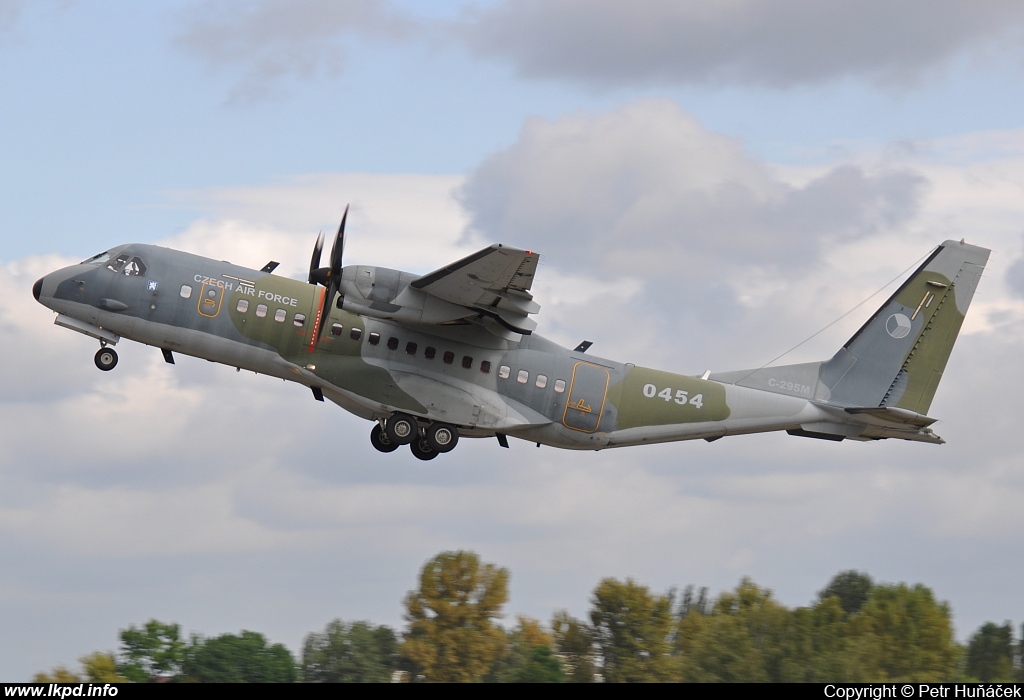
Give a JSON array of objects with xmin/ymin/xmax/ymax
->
[
  {"xmin": 370, "ymin": 424, "xmax": 399, "ymax": 453},
  {"xmin": 426, "ymin": 423, "xmax": 459, "ymax": 453},
  {"xmin": 94, "ymin": 347, "xmax": 118, "ymax": 371},
  {"xmin": 385, "ymin": 413, "xmax": 417, "ymax": 445},
  {"xmin": 410, "ymin": 437, "xmax": 438, "ymax": 461}
]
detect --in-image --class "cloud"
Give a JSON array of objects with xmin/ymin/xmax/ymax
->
[
  {"xmin": 176, "ymin": 0, "xmax": 417, "ymax": 103},
  {"xmin": 457, "ymin": 0, "xmax": 1024, "ymax": 90}
]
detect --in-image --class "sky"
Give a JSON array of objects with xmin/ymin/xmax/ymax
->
[{"xmin": 3, "ymin": 0, "xmax": 1024, "ymax": 680}]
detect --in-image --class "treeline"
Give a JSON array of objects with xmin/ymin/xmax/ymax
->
[{"xmin": 34, "ymin": 551, "xmax": 1022, "ymax": 682}]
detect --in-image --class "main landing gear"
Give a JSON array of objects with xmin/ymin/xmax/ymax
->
[
  {"xmin": 94, "ymin": 345, "xmax": 118, "ymax": 371},
  {"xmin": 369, "ymin": 413, "xmax": 460, "ymax": 461}
]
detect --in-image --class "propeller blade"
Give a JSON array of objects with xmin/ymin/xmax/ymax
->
[
  {"xmin": 308, "ymin": 230, "xmax": 325, "ymax": 284},
  {"xmin": 316, "ymin": 204, "xmax": 349, "ymax": 342}
]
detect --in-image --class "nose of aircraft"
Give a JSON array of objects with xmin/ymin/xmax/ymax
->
[{"xmin": 33, "ymin": 276, "xmax": 43, "ymax": 302}]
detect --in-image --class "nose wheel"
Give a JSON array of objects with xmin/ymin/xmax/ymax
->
[{"xmin": 94, "ymin": 347, "xmax": 118, "ymax": 371}]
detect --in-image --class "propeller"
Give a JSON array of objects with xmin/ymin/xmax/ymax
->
[{"xmin": 309, "ymin": 205, "xmax": 348, "ymax": 341}]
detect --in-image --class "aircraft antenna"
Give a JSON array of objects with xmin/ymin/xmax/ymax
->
[{"xmin": 733, "ymin": 246, "xmax": 936, "ymax": 383}]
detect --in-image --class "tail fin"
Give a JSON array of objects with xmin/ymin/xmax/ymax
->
[{"xmin": 820, "ymin": 239, "xmax": 989, "ymax": 413}]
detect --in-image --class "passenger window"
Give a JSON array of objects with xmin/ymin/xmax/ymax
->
[
  {"xmin": 517, "ymin": 370, "xmax": 529, "ymax": 384},
  {"xmin": 424, "ymin": 347, "xmax": 436, "ymax": 359},
  {"xmin": 554, "ymin": 379, "xmax": 566, "ymax": 393},
  {"xmin": 294, "ymin": 313, "xmax": 305, "ymax": 327},
  {"xmin": 406, "ymin": 342, "xmax": 417, "ymax": 355},
  {"xmin": 536, "ymin": 374, "xmax": 547, "ymax": 388},
  {"xmin": 443, "ymin": 351, "xmax": 454, "ymax": 365},
  {"xmin": 274, "ymin": 308, "xmax": 286, "ymax": 322},
  {"xmin": 462, "ymin": 356, "xmax": 473, "ymax": 369},
  {"xmin": 368, "ymin": 332, "xmax": 379, "ymax": 345},
  {"xmin": 480, "ymin": 360, "xmax": 491, "ymax": 374},
  {"xmin": 180, "ymin": 285, "xmax": 192, "ymax": 299},
  {"xmin": 387, "ymin": 337, "xmax": 399, "ymax": 350},
  {"xmin": 236, "ymin": 299, "xmax": 249, "ymax": 313},
  {"xmin": 498, "ymin": 365, "xmax": 510, "ymax": 379},
  {"xmin": 256, "ymin": 304, "xmax": 267, "ymax": 318},
  {"xmin": 350, "ymin": 328, "xmax": 362, "ymax": 341},
  {"xmin": 331, "ymin": 323, "xmax": 343, "ymax": 336}
]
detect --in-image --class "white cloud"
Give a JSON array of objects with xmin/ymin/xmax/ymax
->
[{"xmin": 458, "ymin": 0, "xmax": 1024, "ymax": 90}]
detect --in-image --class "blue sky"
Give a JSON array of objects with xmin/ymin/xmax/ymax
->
[{"xmin": 3, "ymin": 0, "xmax": 1024, "ymax": 681}]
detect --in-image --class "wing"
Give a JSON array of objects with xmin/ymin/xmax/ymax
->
[{"xmin": 410, "ymin": 244, "xmax": 541, "ymax": 334}]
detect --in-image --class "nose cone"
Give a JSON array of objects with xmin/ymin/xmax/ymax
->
[{"xmin": 33, "ymin": 277, "xmax": 43, "ymax": 302}]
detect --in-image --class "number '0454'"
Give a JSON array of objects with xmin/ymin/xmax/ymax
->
[{"xmin": 642, "ymin": 384, "xmax": 703, "ymax": 409}]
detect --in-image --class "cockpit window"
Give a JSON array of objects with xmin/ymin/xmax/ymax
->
[
  {"xmin": 81, "ymin": 251, "xmax": 111, "ymax": 265},
  {"xmin": 107, "ymin": 254, "xmax": 147, "ymax": 276}
]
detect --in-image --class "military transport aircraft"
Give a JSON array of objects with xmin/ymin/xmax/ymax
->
[{"xmin": 32, "ymin": 208, "xmax": 989, "ymax": 460}]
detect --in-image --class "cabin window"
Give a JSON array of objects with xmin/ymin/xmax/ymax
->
[
  {"xmin": 517, "ymin": 369, "xmax": 529, "ymax": 384},
  {"xmin": 294, "ymin": 313, "xmax": 306, "ymax": 327},
  {"xmin": 462, "ymin": 356, "xmax": 473, "ymax": 369},
  {"xmin": 536, "ymin": 374, "xmax": 547, "ymax": 389},
  {"xmin": 331, "ymin": 323, "xmax": 343, "ymax": 336},
  {"xmin": 406, "ymin": 341, "xmax": 417, "ymax": 355},
  {"xmin": 350, "ymin": 328, "xmax": 362, "ymax": 341},
  {"xmin": 480, "ymin": 360, "xmax": 491, "ymax": 374},
  {"xmin": 387, "ymin": 337, "xmax": 399, "ymax": 350},
  {"xmin": 256, "ymin": 304, "xmax": 267, "ymax": 318},
  {"xmin": 554, "ymin": 379, "xmax": 566, "ymax": 393},
  {"xmin": 81, "ymin": 251, "xmax": 110, "ymax": 265},
  {"xmin": 180, "ymin": 285, "xmax": 192, "ymax": 299},
  {"xmin": 368, "ymin": 332, "xmax": 379, "ymax": 345},
  {"xmin": 443, "ymin": 351, "xmax": 454, "ymax": 365},
  {"xmin": 498, "ymin": 365, "xmax": 510, "ymax": 379},
  {"xmin": 274, "ymin": 308, "xmax": 286, "ymax": 322},
  {"xmin": 424, "ymin": 346, "xmax": 436, "ymax": 359},
  {"xmin": 236, "ymin": 299, "xmax": 249, "ymax": 313}
]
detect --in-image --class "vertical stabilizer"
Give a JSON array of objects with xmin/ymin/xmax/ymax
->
[{"xmin": 821, "ymin": 240, "xmax": 989, "ymax": 413}]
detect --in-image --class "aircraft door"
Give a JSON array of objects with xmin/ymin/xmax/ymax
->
[
  {"xmin": 562, "ymin": 362, "xmax": 610, "ymax": 433},
  {"xmin": 197, "ymin": 280, "xmax": 225, "ymax": 318}
]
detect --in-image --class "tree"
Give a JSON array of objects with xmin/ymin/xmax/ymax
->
[
  {"xmin": 552, "ymin": 611, "xmax": 596, "ymax": 683},
  {"xmin": 965, "ymin": 622, "xmax": 1014, "ymax": 682},
  {"xmin": 489, "ymin": 616, "xmax": 563, "ymax": 683},
  {"xmin": 401, "ymin": 550, "xmax": 509, "ymax": 682},
  {"xmin": 846, "ymin": 583, "xmax": 958, "ymax": 681},
  {"xmin": 117, "ymin": 620, "xmax": 186, "ymax": 682},
  {"xmin": 182, "ymin": 631, "xmax": 297, "ymax": 683},
  {"xmin": 302, "ymin": 620, "xmax": 398, "ymax": 683},
  {"xmin": 32, "ymin": 666, "xmax": 82, "ymax": 683},
  {"xmin": 589, "ymin": 578, "xmax": 675, "ymax": 682},
  {"xmin": 819, "ymin": 570, "xmax": 874, "ymax": 616},
  {"xmin": 80, "ymin": 652, "xmax": 128, "ymax": 683}
]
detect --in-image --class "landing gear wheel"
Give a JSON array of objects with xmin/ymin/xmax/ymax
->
[
  {"xmin": 426, "ymin": 423, "xmax": 459, "ymax": 453},
  {"xmin": 410, "ymin": 438, "xmax": 438, "ymax": 461},
  {"xmin": 386, "ymin": 413, "xmax": 417, "ymax": 445},
  {"xmin": 370, "ymin": 424, "xmax": 399, "ymax": 453},
  {"xmin": 94, "ymin": 347, "xmax": 118, "ymax": 371}
]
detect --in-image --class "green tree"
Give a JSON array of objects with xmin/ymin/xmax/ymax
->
[
  {"xmin": 551, "ymin": 610, "xmax": 596, "ymax": 683},
  {"xmin": 590, "ymin": 578, "xmax": 675, "ymax": 682},
  {"xmin": 117, "ymin": 620, "xmax": 186, "ymax": 682},
  {"xmin": 302, "ymin": 620, "xmax": 398, "ymax": 683},
  {"xmin": 182, "ymin": 631, "xmax": 297, "ymax": 683},
  {"xmin": 846, "ymin": 583, "xmax": 958, "ymax": 681},
  {"xmin": 819, "ymin": 570, "xmax": 875, "ymax": 616},
  {"xmin": 489, "ymin": 616, "xmax": 563, "ymax": 683},
  {"xmin": 80, "ymin": 652, "xmax": 128, "ymax": 683},
  {"xmin": 965, "ymin": 622, "xmax": 1014, "ymax": 682},
  {"xmin": 400, "ymin": 550, "xmax": 509, "ymax": 682}
]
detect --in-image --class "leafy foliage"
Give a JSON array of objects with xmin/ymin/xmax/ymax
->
[
  {"xmin": 302, "ymin": 620, "xmax": 398, "ymax": 682},
  {"xmin": 116, "ymin": 620, "xmax": 186, "ymax": 682},
  {"xmin": 590, "ymin": 578, "xmax": 676, "ymax": 682},
  {"xmin": 400, "ymin": 550, "xmax": 509, "ymax": 682},
  {"xmin": 182, "ymin": 630, "xmax": 297, "ymax": 683}
]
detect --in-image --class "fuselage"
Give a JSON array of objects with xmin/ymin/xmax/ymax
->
[{"xmin": 33, "ymin": 243, "xmax": 833, "ymax": 452}]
